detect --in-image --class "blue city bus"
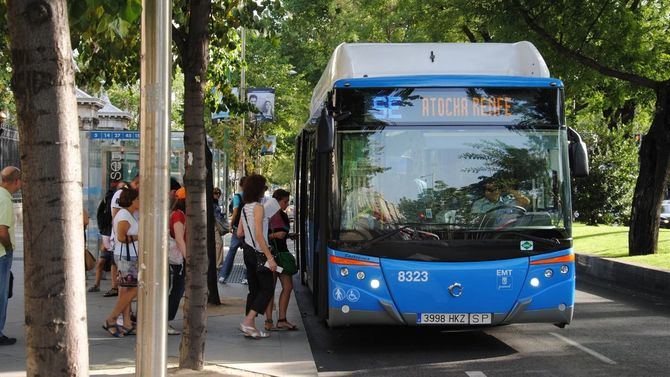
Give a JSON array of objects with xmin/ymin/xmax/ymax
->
[{"xmin": 294, "ymin": 43, "xmax": 589, "ymax": 327}]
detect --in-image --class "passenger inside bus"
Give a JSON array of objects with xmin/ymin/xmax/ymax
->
[{"xmin": 341, "ymin": 187, "xmax": 403, "ymax": 240}]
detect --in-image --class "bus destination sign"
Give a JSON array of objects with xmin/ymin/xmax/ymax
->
[
  {"xmin": 371, "ymin": 94, "xmax": 514, "ymax": 120},
  {"xmin": 340, "ymin": 87, "xmax": 559, "ymax": 126}
]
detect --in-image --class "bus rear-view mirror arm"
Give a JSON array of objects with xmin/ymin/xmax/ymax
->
[
  {"xmin": 317, "ymin": 107, "xmax": 334, "ymax": 153},
  {"xmin": 567, "ymin": 127, "xmax": 589, "ymax": 177}
]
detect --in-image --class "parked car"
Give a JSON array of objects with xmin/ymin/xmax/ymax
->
[{"xmin": 660, "ymin": 200, "xmax": 670, "ymax": 228}]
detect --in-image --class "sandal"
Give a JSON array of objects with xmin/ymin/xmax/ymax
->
[
  {"xmin": 276, "ymin": 319, "xmax": 298, "ymax": 331},
  {"xmin": 243, "ymin": 328, "xmax": 270, "ymax": 338},
  {"xmin": 120, "ymin": 325, "xmax": 136, "ymax": 336},
  {"xmin": 103, "ymin": 321, "xmax": 123, "ymax": 337},
  {"xmin": 239, "ymin": 323, "xmax": 261, "ymax": 339},
  {"xmin": 103, "ymin": 288, "xmax": 118, "ymax": 297},
  {"xmin": 264, "ymin": 319, "xmax": 275, "ymax": 331}
]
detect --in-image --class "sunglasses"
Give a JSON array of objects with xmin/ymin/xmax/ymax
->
[{"xmin": 485, "ymin": 187, "xmax": 499, "ymax": 192}]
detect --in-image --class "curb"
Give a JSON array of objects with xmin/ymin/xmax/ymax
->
[
  {"xmin": 89, "ymin": 364, "xmax": 275, "ymax": 376},
  {"xmin": 575, "ymin": 253, "xmax": 670, "ymax": 300}
]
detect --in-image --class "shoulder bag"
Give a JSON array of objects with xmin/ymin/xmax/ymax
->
[
  {"xmin": 269, "ymin": 219, "xmax": 297, "ymax": 276},
  {"xmin": 84, "ymin": 248, "xmax": 96, "ymax": 271},
  {"xmin": 117, "ymin": 236, "xmax": 139, "ymax": 287},
  {"xmin": 242, "ymin": 206, "xmax": 270, "ymax": 272}
]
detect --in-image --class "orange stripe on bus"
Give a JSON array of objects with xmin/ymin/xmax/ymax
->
[
  {"xmin": 329, "ymin": 255, "xmax": 379, "ymax": 267},
  {"xmin": 530, "ymin": 253, "xmax": 575, "ymax": 265}
]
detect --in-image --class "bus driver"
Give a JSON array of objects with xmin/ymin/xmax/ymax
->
[{"xmin": 471, "ymin": 180, "xmax": 530, "ymax": 215}]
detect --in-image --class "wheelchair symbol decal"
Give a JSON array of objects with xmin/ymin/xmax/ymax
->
[{"xmin": 346, "ymin": 289, "xmax": 360, "ymax": 302}]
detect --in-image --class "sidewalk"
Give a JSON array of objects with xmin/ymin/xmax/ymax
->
[
  {"xmin": 0, "ymin": 225, "xmax": 318, "ymax": 376},
  {"xmin": 575, "ymin": 252, "xmax": 670, "ymax": 300}
]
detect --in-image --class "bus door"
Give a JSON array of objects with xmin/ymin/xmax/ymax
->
[
  {"xmin": 294, "ymin": 133, "xmax": 305, "ymax": 284},
  {"xmin": 304, "ymin": 133, "xmax": 317, "ymax": 293}
]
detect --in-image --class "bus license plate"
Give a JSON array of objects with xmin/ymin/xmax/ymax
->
[{"xmin": 417, "ymin": 313, "xmax": 492, "ymax": 325}]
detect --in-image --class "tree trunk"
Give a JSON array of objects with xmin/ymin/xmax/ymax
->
[
  {"xmin": 179, "ymin": 0, "xmax": 211, "ymax": 370},
  {"xmin": 7, "ymin": 1, "xmax": 89, "ymax": 375},
  {"xmin": 628, "ymin": 85, "xmax": 670, "ymax": 255},
  {"xmin": 206, "ymin": 145, "xmax": 221, "ymax": 305}
]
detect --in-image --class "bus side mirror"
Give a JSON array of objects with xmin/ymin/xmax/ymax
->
[
  {"xmin": 567, "ymin": 128, "xmax": 589, "ymax": 177},
  {"xmin": 317, "ymin": 107, "xmax": 334, "ymax": 153}
]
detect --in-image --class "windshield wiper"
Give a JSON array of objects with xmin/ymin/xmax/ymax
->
[
  {"xmin": 364, "ymin": 225, "xmax": 413, "ymax": 248},
  {"xmin": 362, "ymin": 224, "xmax": 441, "ymax": 247},
  {"xmin": 465, "ymin": 230, "xmax": 563, "ymax": 248}
]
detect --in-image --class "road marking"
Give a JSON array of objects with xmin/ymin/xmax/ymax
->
[
  {"xmin": 550, "ymin": 332, "xmax": 617, "ymax": 365},
  {"xmin": 465, "ymin": 372, "xmax": 487, "ymax": 377}
]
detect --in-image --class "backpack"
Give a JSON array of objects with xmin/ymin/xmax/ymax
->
[
  {"xmin": 96, "ymin": 190, "xmax": 115, "ymax": 236},
  {"xmin": 229, "ymin": 193, "xmax": 243, "ymax": 228}
]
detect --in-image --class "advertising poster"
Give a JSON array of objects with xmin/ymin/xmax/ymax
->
[
  {"xmin": 260, "ymin": 135, "xmax": 277, "ymax": 155},
  {"xmin": 211, "ymin": 87, "xmax": 238, "ymax": 120},
  {"xmin": 248, "ymin": 87, "xmax": 275, "ymax": 122}
]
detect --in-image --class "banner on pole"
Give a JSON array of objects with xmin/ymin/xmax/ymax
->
[
  {"xmin": 211, "ymin": 87, "xmax": 239, "ymax": 120},
  {"xmin": 260, "ymin": 135, "xmax": 277, "ymax": 155},
  {"xmin": 248, "ymin": 88, "xmax": 275, "ymax": 122}
]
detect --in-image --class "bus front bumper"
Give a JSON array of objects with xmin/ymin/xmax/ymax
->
[{"xmin": 327, "ymin": 304, "xmax": 573, "ymax": 328}]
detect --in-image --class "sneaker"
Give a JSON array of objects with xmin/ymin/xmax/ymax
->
[
  {"xmin": 167, "ymin": 325, "xmax": 181, "ymax": 336},
  {"xmin": 0, "ymin": 336, "xmax": 17, "ymax": 346},
  {"xmin": 218, "ymin": 277, "xmax": 226, "ymax": 284},
  {"xmin": 241, "ymin": 278, "xmax": 248, "ymax": 285},
  {"xmin": 87, "ymin": 285, "xmax": 100, "ymax": 292}
]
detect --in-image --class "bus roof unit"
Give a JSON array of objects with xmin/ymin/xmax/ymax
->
[{"xmin": 311, "ymin": 42, "xmax": 550, "ymax": 116}]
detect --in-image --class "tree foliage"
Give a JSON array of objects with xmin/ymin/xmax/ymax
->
[
  {"xmin": 272, "ymin": 0, "xmax": 670, "ymax": 254},
  {"xmin": 572, "ymin": 119, "xmax": 640, "ymax": 225},
  {"xmin": 460, "ymin": 0, "xmax": 670, "ymax": 254},
  {"xmin": 244, "ymin": 33, "xmax": 310, "ymax": 186}
]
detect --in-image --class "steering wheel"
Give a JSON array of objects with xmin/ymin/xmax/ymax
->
[
  {"xmin": 339, "ymin": 229, "xmax": 372, "ymax": 241},
  {"xmin": 478, "ymin": 204, "xmax": 527, "ymax": 230},
  {"xmin": 484, "ymin": 204, "xmax": 527, "ymax": 216}
]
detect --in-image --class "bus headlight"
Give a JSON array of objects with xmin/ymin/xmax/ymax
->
[
  {"xmin": 370, "ymin": 279, "xmax": 380, "ymax": 289},
  {"xmin": 560, "ymin": 265, "xmax": 569, "ymax": 274},
  {"xmin": 544, "ymin": 268, "xmax": 553, "ymax": 278},
  {"xmin": 530, "ymin": 277, "xmax": 540, "ymax": 287},
  {"xmin": 356, "ymin": 271, "xmax": 366, "ymax": 280},
  {"xmin": 340, "ymin": 268, "xmax": 349, "ymax": 277}
]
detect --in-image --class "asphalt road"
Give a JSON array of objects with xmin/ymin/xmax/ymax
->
[{"xmin": 294, "ymin": 276, "xmax": 670, "ymax": 376}]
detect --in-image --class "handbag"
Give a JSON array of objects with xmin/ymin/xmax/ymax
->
[
  {"xmin": 216, "ymin": 219, "xmax": 229, "ymax": 235},
  {"xmin": 242, "ymin": 206, "xmax": 270, "ymax": 272},
  {"xmin": 117, "ymin": 237, "xmax": 139, "ymax": 287},
  {"xmin": 277, "ymin": 251, "xmax": 298, "ymax": 275},
  {"xmin": 84, "ymin": 248, "xmax": 96, "ymax": 271},
  {"xmin": 168, "ymin": 237, "xmax": 184, "ymax": 265},
  {"xmin": 269, "ymin": 220, "xmax": 298, "ymax": 275}
]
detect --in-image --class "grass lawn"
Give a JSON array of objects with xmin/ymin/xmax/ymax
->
[{"xmin": 572, "ymin": 223, "xmax": 670, "ymax": 271}]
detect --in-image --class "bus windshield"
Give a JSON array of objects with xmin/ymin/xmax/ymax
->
[{"xmin": 336, "ymin": 126, "xmax": 572, "ymax": 258}]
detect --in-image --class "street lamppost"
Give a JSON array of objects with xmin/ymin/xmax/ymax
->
[
  {"xmin": 137, "ymin": 1, "xmax": 171, "ymax": 375},
  {"xmin": 239, "ymin": 27, "xmax": 246, "ymax": 177}
]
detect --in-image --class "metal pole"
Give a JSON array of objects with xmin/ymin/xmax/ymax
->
[
  {"xmin": 137, "ymin": 0, "xmax": 171, "ymax": 376},
  {"xmin": 240, "ymin": 27, "xmax": 246, "ymax": 176}
]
